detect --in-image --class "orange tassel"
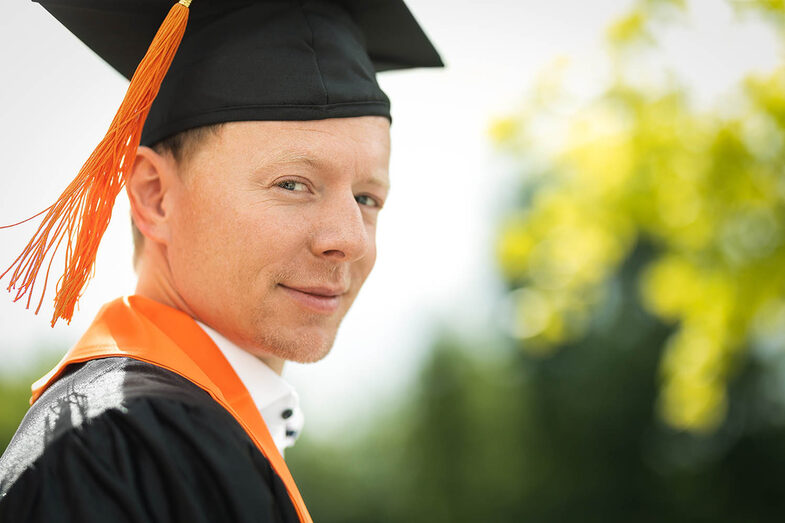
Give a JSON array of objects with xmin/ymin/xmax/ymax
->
[{"xmin": 1, "ymin": 0, "xmax": 192, "ymax": 326}]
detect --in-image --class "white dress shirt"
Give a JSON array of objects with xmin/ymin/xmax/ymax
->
[{"xmin": 195, "ymin": 321, "xmax": 305, "ymax": 457}]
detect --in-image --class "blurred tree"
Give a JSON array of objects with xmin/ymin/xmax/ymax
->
[
  {"xmin": 289, "ymin": 249, "xmax": 785, "ymax": 521},
  {"xmin": 0, "ymin": 378, "xmax": 33, "ymax": 454},
  {"xmin": 493, "ymin": 0, "xmax": 785, "ymax": 432}
]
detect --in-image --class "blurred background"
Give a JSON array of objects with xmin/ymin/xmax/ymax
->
[{"xmin": 4, "ymin": 0, "xmax": 785, "ymax": 520}]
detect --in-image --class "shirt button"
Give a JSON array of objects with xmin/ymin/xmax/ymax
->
[{"xmin": 281, "ymin": 408, "xmax": 293, "ymax": 419}]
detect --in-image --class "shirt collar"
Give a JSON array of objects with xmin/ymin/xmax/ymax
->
[{"xmin": 195, "ymin": 321, "xmax": 305, "ymax": 457}]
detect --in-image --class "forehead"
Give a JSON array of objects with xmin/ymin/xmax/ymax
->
[{"xmin": 196, "ymin": 116, "xmax": 391, "ymax": 182}]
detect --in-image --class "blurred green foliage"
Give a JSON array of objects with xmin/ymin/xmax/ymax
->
[
  {"xmin": 289, "ymin": 249, "xmax": 785, "ymax": 521},
  {"xmin": 492, "ymin": 0, "xmax": 785, "ymax": 432},
  {"xmin": 0, "ymin": 378, "xmax": 33, "ymax": 454}
]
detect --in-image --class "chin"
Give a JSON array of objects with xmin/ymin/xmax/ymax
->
[
  {"xmin": 285, "ymin": 346, "xmax": 333, "ymax": 364},
  {"xmin": 252, "ymin": 325, "xmax": 337, "ymax": 364}
]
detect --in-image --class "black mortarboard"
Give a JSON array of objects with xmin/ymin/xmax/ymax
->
[
  {"xmin": 4, "ymin": 0, "xmax": 441, "ymax": 325},
  {"xmin": 35, "ymin": 0, "xmax": 444, "ymax": 145}
]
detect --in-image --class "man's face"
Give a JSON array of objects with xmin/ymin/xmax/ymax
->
[{"xmin": 164, "ymin": 116, "xmax": 390, "ymax": 363}]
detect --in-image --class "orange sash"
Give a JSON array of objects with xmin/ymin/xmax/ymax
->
[{"xmin": 31, "ymin": 295, "xmax": 313, "ymax": 523}]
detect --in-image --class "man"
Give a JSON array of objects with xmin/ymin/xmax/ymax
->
[{"xmin": 0, "ymin": 0, "xmax": 441, "ymax": 520}]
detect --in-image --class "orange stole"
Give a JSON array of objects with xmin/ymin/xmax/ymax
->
[{"xmin": 31, "ymin": 295, "xmax": 313, "ymax": 523}]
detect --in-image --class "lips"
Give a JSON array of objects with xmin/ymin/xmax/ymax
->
[
  {"xmin": 283, "ymin": 285, "xmax": 346, "ymax": 297},
  {"xmin": 279, "ymin": 284, "xmax": 346, "ymax": 314}
]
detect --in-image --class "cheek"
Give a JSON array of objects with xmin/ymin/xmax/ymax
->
[
  {"xmin": 185, "ymin": 180, "xmax": 260, "ymax": 246},
  {"xmin": 354, "ymin": 227, "xmax": 378, "ymax": 282},
  {"xmin": 170, "ymin": 189, "xmax": 307, "ymax": 290},
  {"xmin": 168, "ymin": 187, "xmax": 248, "ymax": 288}
]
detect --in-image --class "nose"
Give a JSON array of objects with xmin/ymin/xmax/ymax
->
[{"xmin": 311, "ymin": 192, "xmax": 370, "ymax": 262}]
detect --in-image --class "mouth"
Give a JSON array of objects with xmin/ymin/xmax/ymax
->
[{"xmin": 278, "ymin": 284, "xmax": 346, "ymax": 314}]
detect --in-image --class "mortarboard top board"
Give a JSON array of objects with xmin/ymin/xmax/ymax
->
[
  {"xmin": 3, "ymin": 0, "xmax": 442, "ymax": 325},
  {"xmin": 35, "ymin": 0, "xmax": 444, "ymax": 145}
]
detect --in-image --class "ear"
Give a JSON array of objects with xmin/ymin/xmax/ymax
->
[{"xmin": 126, "ymin": 146, "xmax": 178, "ymax": 246}]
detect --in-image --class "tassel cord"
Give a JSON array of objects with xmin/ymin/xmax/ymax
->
[{"xmin": 0, "ymin": 2, "xmax": 190, "ymax": 325}]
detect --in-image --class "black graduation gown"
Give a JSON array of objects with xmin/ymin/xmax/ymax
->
[{"xmin": 0, "ymin": 357, "xmax": 301, "ymax": 522}]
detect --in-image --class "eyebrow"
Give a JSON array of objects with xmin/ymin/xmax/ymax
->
[{"xmin": 266, "ymin": 152, "xmax": 390, "ymax": 190}]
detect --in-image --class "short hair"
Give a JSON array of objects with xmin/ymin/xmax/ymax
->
[{"xmin": 131, "ymin": 123, "xmax": 225, "ymax": 269}]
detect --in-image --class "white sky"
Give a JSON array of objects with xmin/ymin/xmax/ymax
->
[{"xmin": 0, "ymin": 0, "xmax": 780, "ymax": 437}]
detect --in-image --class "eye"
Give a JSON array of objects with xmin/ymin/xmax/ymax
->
[
  {"xmin": 356, "ymin": 194, "xmax": 381, "ymax": 208},
  {"xmin": 277, "ymin": 179, "xmax": 309, "ymax": 192}
]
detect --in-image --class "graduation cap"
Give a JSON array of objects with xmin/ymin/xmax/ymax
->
[{"xmin": 2, "ymin": 0, "xmax": 442, "ymax": 325}]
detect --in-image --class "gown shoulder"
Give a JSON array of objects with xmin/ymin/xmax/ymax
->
[{"xmin": 0, "ymin": 357, "xmax": 298, "ymax": 523}]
